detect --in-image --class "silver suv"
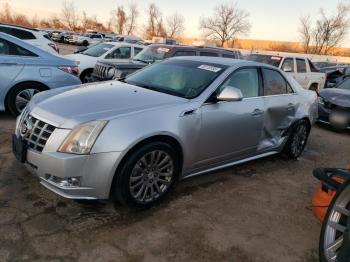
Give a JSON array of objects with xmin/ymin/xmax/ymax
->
[
  {"xmin": 13, "ymin": 57, "xmax": 318, "ymax": 208},
  {"xmin": 0, "ymin": 33, "xmax": 81, "ymax": 115}
]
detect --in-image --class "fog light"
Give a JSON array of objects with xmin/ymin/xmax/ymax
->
[{"xmin": 46, "ymin": 174, "xmax": 81, "ymax": 187}]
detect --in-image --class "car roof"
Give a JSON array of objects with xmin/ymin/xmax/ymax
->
[
  {"xmin": 170, "ymin": 56, "xmax": 268, "ymax": 68},
  {"xmin": 0, "ymin": 23, "xmax": 39, "ymax": 32},
  {"xmin": 100, "ymin": 41, "xmax": 144, "ymax": 48},
  {"xmin": 147, "ymin": 44, "xmax": 237, "ymax": 54}
]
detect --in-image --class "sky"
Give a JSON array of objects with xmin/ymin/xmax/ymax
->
[{"xmin": 4, "ymin": 0, "xmax": 348, "ymax": 45}]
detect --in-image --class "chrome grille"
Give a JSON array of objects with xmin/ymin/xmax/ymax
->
[
  {"xmin": 25, "ymin": 116, "xmax": 56, "ymax": 152},
  {"xmin": 93, "ymin": 63, "xmax": 109, "ymax": 80}
]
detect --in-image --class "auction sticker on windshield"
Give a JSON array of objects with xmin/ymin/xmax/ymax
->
[{"xmin": 198, "ymin": 65, "xmax": 222, "ymax": 72}]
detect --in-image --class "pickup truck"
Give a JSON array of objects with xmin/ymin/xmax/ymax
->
[
  {"xmin": 92, "ymin": 44, "xmax": 242, "ymax": 81},
  {"xmin": 247, "ymin": 54, "xmax": 326, "ymax": 91}
]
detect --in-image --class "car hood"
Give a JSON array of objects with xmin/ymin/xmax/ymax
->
[
  {"xmin": 319, "ymin": 88, "xmax": 350, "ymax": 108},
  {"xmin": 29, "ymin": 81, "xmax": 187, "ymax": 128}
]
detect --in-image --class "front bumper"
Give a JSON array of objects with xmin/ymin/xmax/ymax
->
[
  {"xmin": 318, "ymin": 104, "xmax": 350, "ymax": 129},
  {"xmin": 25, "ymin": 149, "xmax": 122, "ymax": 200}
]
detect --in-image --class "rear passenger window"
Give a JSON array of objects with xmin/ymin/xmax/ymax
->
[
  {"xmin": 263, "ymin": 68, "xmax": 291, "ymax": 96},
  {"xmin": 281, "ymin": 58, "xmax": 294, "ymax": 72},
  {"xmin": 10, "ymin": 28, "xmax": 36, "ymax": 40},
  {"xmin": 173, "ymin": 50, "xmax": 196, "ymax": 57},
  {"xmin": 296, "ymin": 59, "xmax": 307, "ymax": 73},
  {"xmin": 200, "ymin": 52, "xmax": 218, "ymax": 57},
  {"xmin": 0, "ymin": 38, "xmax": 37, "ymax": 56}
]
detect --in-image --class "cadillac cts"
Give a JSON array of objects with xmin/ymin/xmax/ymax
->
[{"xmin": 13, "ymin": 57, "xmax": 318, "ymax": 208}]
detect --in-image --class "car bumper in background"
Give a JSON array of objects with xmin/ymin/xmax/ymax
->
[{"xmin": 318, "ymin": 104, "xmax": 350, "ymax": 129}]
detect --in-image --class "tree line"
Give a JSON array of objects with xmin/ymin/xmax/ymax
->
[
  {"xmin": 0, "ymin": 1, "xmax": 250, "ymax": 45},
  {"xmin": 1, "ymin": 0, "xmax": 350, "ymax": 54}
]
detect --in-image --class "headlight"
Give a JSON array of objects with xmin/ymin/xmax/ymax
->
[
  {"xmin": 113, "ymin": 69, "xmax": 123, "ymax": 80},
  {"xmin": 106, "ymin": 67, "xmax": 115, "ymax": 79},
  {"xmin": 58, "ymin": 120, "xmax": 108, "ymax": 155}
]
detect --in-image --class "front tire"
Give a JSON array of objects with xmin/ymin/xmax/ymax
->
[
  {"xmin": 6, "ymin": 83, "xmax": 46, "ymax": 116},
  {"xmin": 319, "ymin": 179, "xmax": 350, "ymax": 262},
  {"xmin": 112, "ymin": 142, "xmax": 180, "ymax": 208},
  {"xmin": 284, "ymin": 120, "xmax": 310, "ymax": 159}
]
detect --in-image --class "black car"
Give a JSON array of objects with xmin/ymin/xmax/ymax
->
[
  {"xmin": 318, "ymin": 77, "xmax": 350, "ymax": 130},
  {"xmin": 92, "ymin": 44, "xmax": 242, "ymax": 81},
  {"xmin": 320, "ymin": 66, "xmax": 350, "ymax": 88}
]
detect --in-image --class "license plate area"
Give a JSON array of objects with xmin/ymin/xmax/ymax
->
[{"xmin": 12, "ymin": 134, "xmax": 27, "ymax": 163}]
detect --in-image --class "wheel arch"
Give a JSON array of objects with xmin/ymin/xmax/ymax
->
[
  {"xmin": 109, "ymin": 134, "xmax": 184, "ymax": 198},
  {"xmin": 4, "ymin": 81, "xmax": 49, "ymax": 111},
  {"xmin": 79, "ymin": 68, "xmax": 94, "ymax": 81}
]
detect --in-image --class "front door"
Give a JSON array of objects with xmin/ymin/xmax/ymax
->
[{"xmin": 196, "ymin": 67, "xmax": 264, "ymax": 168}]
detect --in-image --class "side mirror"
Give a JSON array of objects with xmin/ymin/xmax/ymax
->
[
  {"xmin": 216, "ymin": 86, "xmax": 243, "ymax": 102},
  {"xmin": 283, "ymin": 65, "xmax": 293, "ymax": 73}
]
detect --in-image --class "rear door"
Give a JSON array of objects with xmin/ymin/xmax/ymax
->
[
  {"xmin": 260, "ymin": 68, "xmax": 298, "ymax": 150},
  {"xmin": 295, "ymin": 58, "xmax": 309, "ymax": 89},
  {"xmin": 196, "ymin": 67, "xmax": 264, "ymax": 167},
  {"xmin": 0, "ymin": 38, "xmax": 25, "ymax": 104}
]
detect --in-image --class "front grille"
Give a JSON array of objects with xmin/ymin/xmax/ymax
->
[
  {"xmin": 93, "ymin": 63, "xmax": 109, "ymax": 80},
  {"xmin": 25, "ymin": 116, "xmax": 56, "ymax": 152}
]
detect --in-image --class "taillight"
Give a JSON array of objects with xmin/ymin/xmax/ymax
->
[
  {"xmin": 48, "ymin": 43, "xmax": 59, "ymax": 53},
  {"xmin": 59, "ymin": 66, "xmax": 79, "ymax": 76}
]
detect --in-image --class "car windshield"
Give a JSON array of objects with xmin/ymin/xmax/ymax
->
[
  {"xmin": 125, "ymin": 59, "xmax": 228, "ymax": 99},
  {"xmin": 246, "ymin": 54, "xmax": 282, "ymax": 67},
  {"xmin": 338, "ymin": 79, "xmax": 350, "ymax": 90},
  {"xmin": 82, "ymin": 43, "xmax": 114, "ymax": 57},
  {"xmin": 133, "ymin": 45, "xmax": 171, "ymax": 63}
]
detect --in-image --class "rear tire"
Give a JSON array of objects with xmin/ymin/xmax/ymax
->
[
  {"xmin": 284, "ymin": 120, "xmax": 310, "ymax": 159},
  {"xmin": 6, "ymin": 82, "xmax": 47, "ymax": 116},
  {"xmin": 80, "ymin": 69, "xmax": 94, "ymax": 83},
  {"xmin": 111, "ymin": 142, "xmax": 180, "ymax": 208}
]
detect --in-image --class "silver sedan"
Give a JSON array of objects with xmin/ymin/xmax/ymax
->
[{"xmin": 13, "ymin": 57, "xmax": 318, "ymax": 208}]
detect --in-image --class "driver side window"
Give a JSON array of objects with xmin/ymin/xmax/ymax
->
[{"xmin": 219, "ymin": 68, "xmax": 260, "ymax": 98}]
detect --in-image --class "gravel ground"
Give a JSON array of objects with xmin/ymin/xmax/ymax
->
[{"xmin": 0, "ymin": 109, "xmax": 349, "ymax": 261}]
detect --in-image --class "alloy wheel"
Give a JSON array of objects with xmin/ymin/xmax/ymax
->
[
  {"xmin": 323, "ymin": 186, "xmax": 350, "ymax": 261},
  {"xmin": 129, "ymin": 150, "xmax": 174, "ymax": 204},
  {"xmin": 291, "ymin": 124, "xmax": 308, "ymax": 157},
  {"xmin": 15, "ymin": 89, "xmax": 40, "ymax": 113}
]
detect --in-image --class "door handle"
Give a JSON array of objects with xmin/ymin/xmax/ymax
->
[{"xmin": 251, "ymin": 109, "xmax": 263, "ymax": 116}]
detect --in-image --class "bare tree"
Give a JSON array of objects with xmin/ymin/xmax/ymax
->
[
  {"xmin": 166, "ymin": 13, "xmax": 185, "ymax": 38},
  {"xmin": 144, "ymin": 3, "xmax": 166, "ymax": 39},
  {"xmin": 115, "ymin": 6, "xmax": 127, "ymax": 35},
  {"xmin": 199, "ymin": 3, "xmax": 250, "ymax": 47},
  {"xmin": 61, "ymin": 0, "xmax": 79, "ymax": 31},
  {"xmin": 314, "ymin": 4, "xmax": 350, "ymax": 55},
  {"xmin": 0, "ymin": 2, "xmax": 13, "ymax": 24},
  {"xmin": 125, "ymin": 3, "xmax": 139, "ymax": 35},
  {"xmin": 299, "ymin": 4, "xmax": 350, "ymax": 55},
  {"xmin": 299, "ymin": 15, "xmax": 312, "ymax": 53}
]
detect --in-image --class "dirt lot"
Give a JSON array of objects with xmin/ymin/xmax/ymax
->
[{"xmin": 0, "ymin": 110, "xmax": 349, "ymax": 262}]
